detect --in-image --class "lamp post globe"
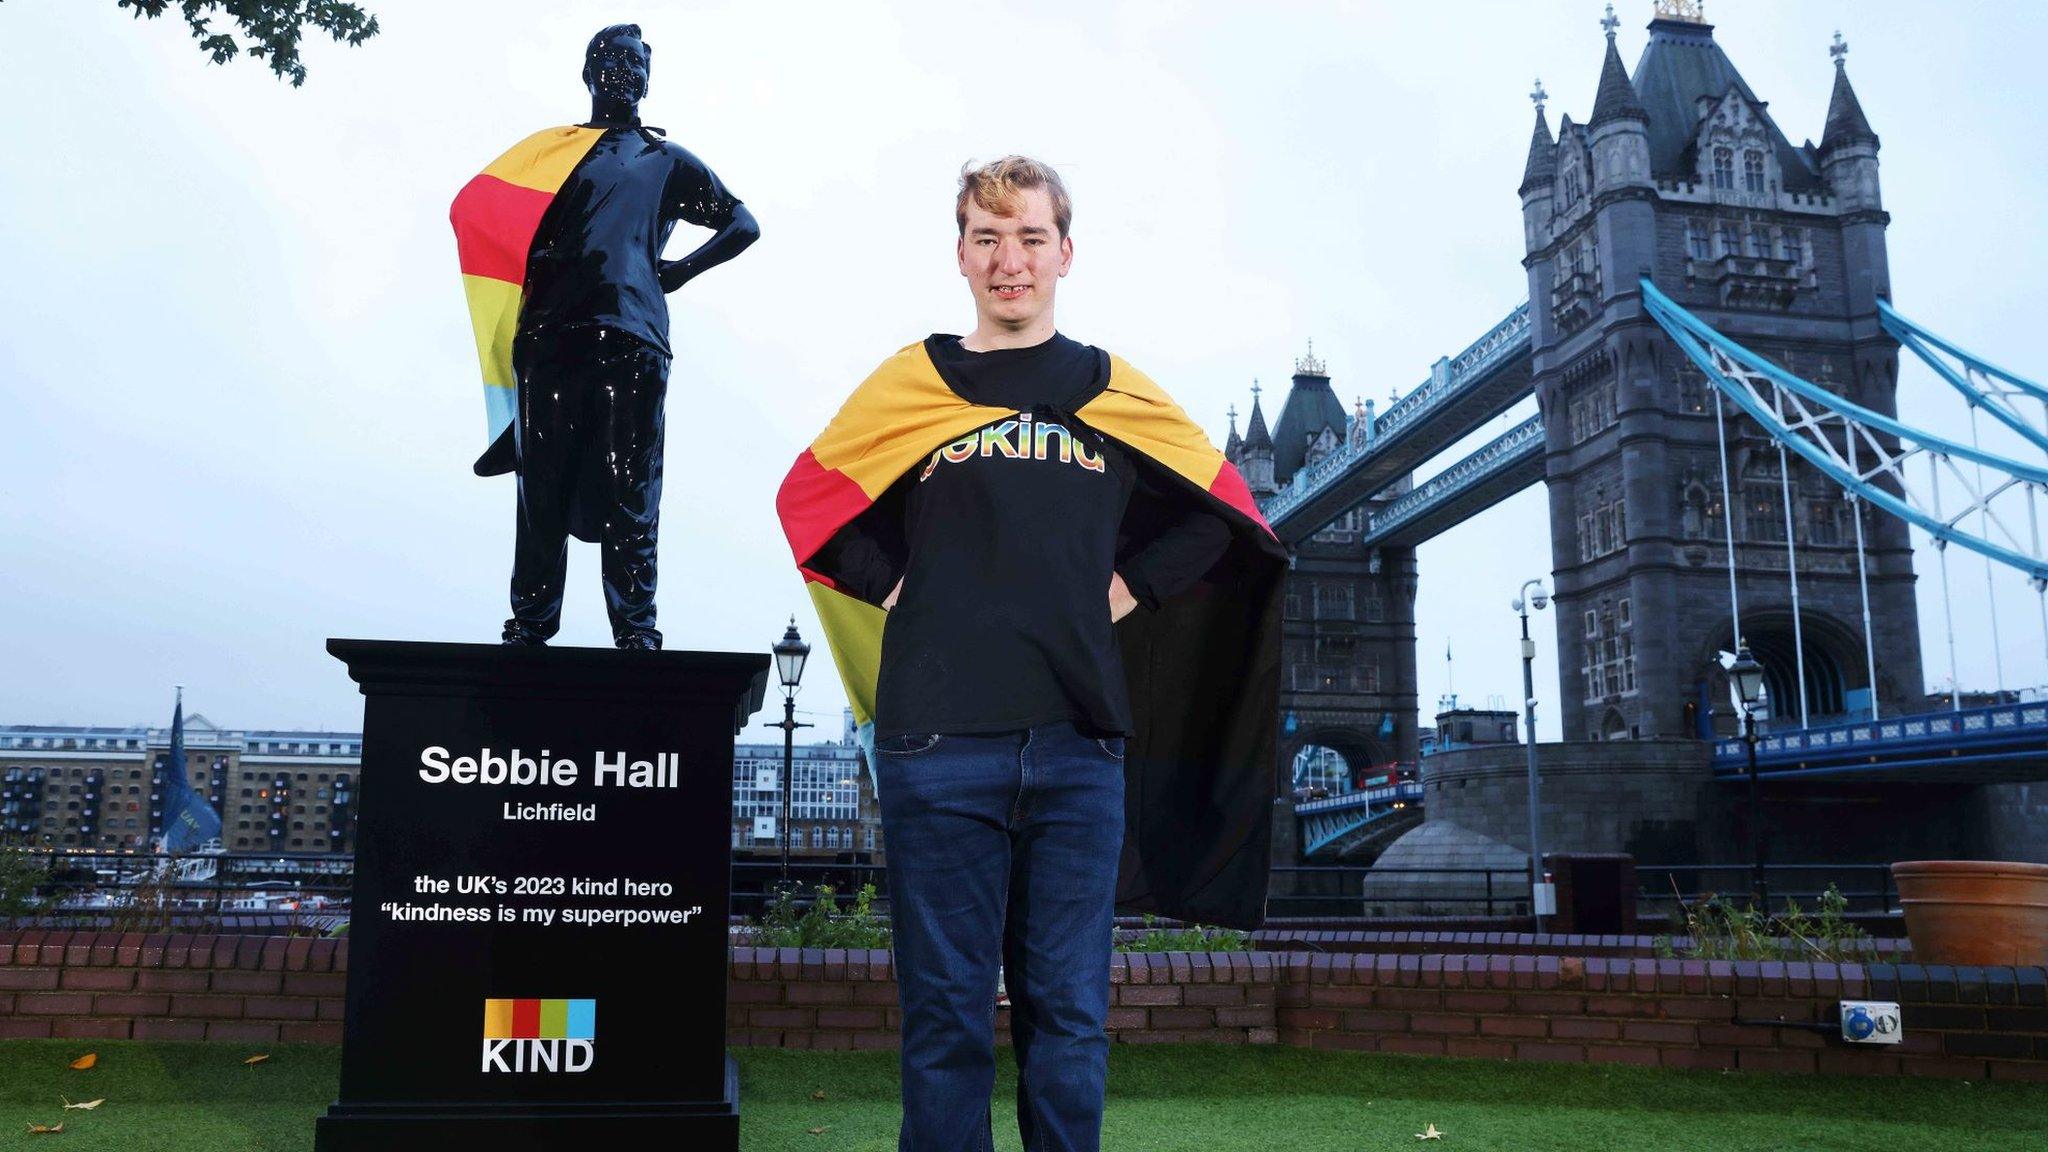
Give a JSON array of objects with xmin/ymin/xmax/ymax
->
[
  {"xmin": 774, "ymin": 617, "xmax": 810, "ymax": 689},
  {"xmin": 1729, "ymin": 646, "xmax": 1764, "ymax": 709}
]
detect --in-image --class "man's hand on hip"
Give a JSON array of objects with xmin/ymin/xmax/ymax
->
[{"xmin": 1109, "ymin": 572, "xmax": 1138, "ymax": 623}]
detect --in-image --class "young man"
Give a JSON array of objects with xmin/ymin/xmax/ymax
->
[{"xmin": 777, "ymin": 157, "xmax": 1286, "ymax": 1150}]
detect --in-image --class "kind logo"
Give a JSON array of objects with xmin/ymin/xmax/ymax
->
[{"xmin": 481, "ymin": 998, "xmax": 595, "ymax": 1073}]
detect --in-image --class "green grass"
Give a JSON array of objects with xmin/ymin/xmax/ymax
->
[
  {"xmin": 3, "ymin": 1039, "xmax": 2046, "ymax": 1150},
  {"xmin": 0, "ymin": 1040, "xmax": 333, "ymax": 1150}
]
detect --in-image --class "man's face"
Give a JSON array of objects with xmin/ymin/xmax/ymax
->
[
  {"xmin": 957, "ymin": 187, "xmax": 1072, "ymax": 332},
  {"xmin": 585, "ymin": 34, "xmax": 650, "ymax": 105}
]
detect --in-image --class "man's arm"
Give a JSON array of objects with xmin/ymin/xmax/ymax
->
[
  {"xmin": 1114, "ymin": 463, "xmax": 1235, "ymax": 617},
  {"xmin": 807, "ymin": 473, "xmax": 911, "ymax": 608},
  {"xmin": 658, "ymin": 144, "xmax": 760, "ymax": 293}
]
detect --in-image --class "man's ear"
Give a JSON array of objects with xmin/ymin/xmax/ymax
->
[
  {"xmin": 956, "ymin": 235, "xmax": 969, "ymax": 276},
  {"xmin": 1058, "ymin": 234, "xmax": 1074, "ymax": 277}
]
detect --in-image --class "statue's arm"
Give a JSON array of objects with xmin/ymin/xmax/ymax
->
[
  {"xmin": 658, "ymin": 146, "xmax": 760, "ymax": 293},
  {"xmin": 659, "ymin": 202, "xmax": 758, "ymax": 293}
]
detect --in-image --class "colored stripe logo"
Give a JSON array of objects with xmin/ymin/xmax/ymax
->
[{"xmin": 482, "ymin": 998, "xmax": 595, "ymax": 1040}]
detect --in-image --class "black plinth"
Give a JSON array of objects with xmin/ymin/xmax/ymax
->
[{"xmin": 315, "ymin": 640, "xmax": 769, "ymax": 1152}]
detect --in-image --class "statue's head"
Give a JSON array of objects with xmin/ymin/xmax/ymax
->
[{"xmin": 584, "ymin": 23, "xmax": 650, "ymax": 108}]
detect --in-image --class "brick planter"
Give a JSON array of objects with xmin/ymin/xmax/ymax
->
[
  {"xmin": 4, "ymin": 930, "xmax": 2042, "ymax": 1080},
  {"xmin": 0, "ymin": 929, "xmax": 345, "ymax": 1044}
]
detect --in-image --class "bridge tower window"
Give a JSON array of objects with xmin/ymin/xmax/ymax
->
[
  {"xmin": 1686, "ymin": 221, "xmax": 1711, "ymax": 261},
  {"xmin": 1742, "ymin": 150, "xmax": 1766, "ymax": 194},
  {"xmin": 1314, "ymin": 583, "xmax": 1354, "ymax": 621},
  {"xmin": 1676, "ymin": 362, "xmax": 1708, "ymax": 414},
  {"xmin": 1743, "ymin": 456, "xmax": 1787, "ymax": 543},
  {"xmin": 1712, "ymin": 147, "xmax": 1735, "ymax": 191},
  {"xmin": 1582, "ymin": 597, "xmax": 1638, "ymax": 702}
]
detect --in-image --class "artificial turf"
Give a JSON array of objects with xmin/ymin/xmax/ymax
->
[{"xmin": 2, "ymin": 1039, "xmax": 2046, "ymax": 1150}]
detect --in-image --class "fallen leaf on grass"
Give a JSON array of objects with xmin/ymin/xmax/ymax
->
[
  {"xmin": 810, "ymin": 1089, "xmax": 827, "ymax": 1100},
  {"xmin": 26, "ymin": 1121, "xmax": 64, "ymax": 1134},
  {"xmin": 243, "ymin": 1054, "xmax": 270, "ymax": 1066},
  {"xmin": 807, "ymin": 1126, "xmax": 829, "ymax": 1135},
  {"xmin": 61, "ymin": 1098, "xmax": 104, "ymax": 1111},
  {"xmin": 67, "ymin": 1054, "xmax": 96, "ymax": 1070},
  {"xmin": 1416, "ymin": 1123, "xmax": 1443, "ymax": 1141}
]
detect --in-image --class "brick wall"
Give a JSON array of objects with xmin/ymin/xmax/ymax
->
[
  {"xmin": 1230, "ymin": 929, "xmax": 1909, "ymax": 960},
  {"xmin": 0, "ymin": 930, "xmax": 344, "ymax": 1044},
  {"xmin": 5, "ymin": 930, "xmax": 2042, "ymax": 1080}
]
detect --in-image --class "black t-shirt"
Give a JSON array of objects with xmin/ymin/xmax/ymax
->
[
  {"xmin": 521, "ymin": 124, "xmax": 741, "ymax": 356},
  {"xmin": 822, "ymin": 332, "xmax": 1233, "ymax": 739}
]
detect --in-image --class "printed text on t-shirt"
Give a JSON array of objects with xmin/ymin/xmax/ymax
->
[{"xmin": 918, "ymin": 413, "xmax": 1106, "ymax": 481}]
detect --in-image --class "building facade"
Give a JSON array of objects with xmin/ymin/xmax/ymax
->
[
  {"xmin": 729, "ymin": 737, "xmax": 885, "ymax": 863},
  {"xmin": 1, "ymin": 719, "xmax": 358, "ymax": 853}
]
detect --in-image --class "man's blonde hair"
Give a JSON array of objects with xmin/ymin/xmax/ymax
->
[{"xmin": 955, "ymin": 156, "xmax": 1072, "ymax": 238}]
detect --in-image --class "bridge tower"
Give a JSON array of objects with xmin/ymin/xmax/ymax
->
[
  {"xmin": 1228, "ymin": 352, "xmax": 1422, "ymax": 801},
  {"xmin": 1520, "ymin": 5, "xmax": 1922, "ymax": 740}
]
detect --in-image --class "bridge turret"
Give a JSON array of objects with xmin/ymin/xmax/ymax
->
[
  {"xmin": 1519, "ymin": 82, "xmax": 1557, "ymax": 257},
  {"xmin": 1819, "ymin": 31, "xmax": 1890, "ymax": 318},
  {"xmin": 1240, "ymin": 383, "xmax": 1277, "ymax": 497},
  {"xmin": 1587, "ymin": 6, "xmax": 1652, "ymax": 199}
]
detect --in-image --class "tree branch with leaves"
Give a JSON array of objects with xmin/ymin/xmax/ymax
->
[{"xmin": 10, "ymin": 1, "xmax": 383, "ymax": 88}]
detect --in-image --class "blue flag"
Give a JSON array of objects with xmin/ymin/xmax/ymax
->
[{"xmin": 159, "ymin": 689, "xmax": 221, "ymax": 855}]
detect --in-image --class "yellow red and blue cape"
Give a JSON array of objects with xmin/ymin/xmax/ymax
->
[
  {"xmin": 776, "ymin": 342, "xmax": 1287, "ymax": 930},
  {"xmin": 449, "ymin": 125, "xmax": 607, "ymax": 473}
]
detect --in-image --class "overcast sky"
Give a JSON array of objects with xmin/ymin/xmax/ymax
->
[{"xmin": 4, "ymin": 1, "xmax": 2045, "ymax": 747}]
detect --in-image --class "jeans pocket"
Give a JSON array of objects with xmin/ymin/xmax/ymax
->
[
  {"xmin": 1094, "ymin": 736, "xmax": 1126, "ymax": 761},
  {"xmin": 877, "ymin": 732, "xmax": 945, "ymax": 758}
]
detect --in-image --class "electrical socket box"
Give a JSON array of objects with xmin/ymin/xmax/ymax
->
[{"xmin": 1840, "ymin": 1000, "xmax": 1901, "ymax": 1045}]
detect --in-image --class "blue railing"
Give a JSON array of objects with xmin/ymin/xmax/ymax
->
[
  {"xmin": 1261, "ymin": 303, "xmax": 1532, "ymax": 527},
  {"xmin": 1295, "ymin": 780, "xmax": 1424, "ymax": 815},
  {"xmin": 1711, "ymin": 700, "xmax": 2048, "ymax": 774},
  {"xmin": 1366, "ymin": 415, "xmax": 1543, "ymax": 544}
]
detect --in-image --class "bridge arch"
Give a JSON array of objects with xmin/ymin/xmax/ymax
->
[
  {"xmin": 1688, "ymin": 609, "xmax": 1872, "ymax": 732},
  {"xmin": 1283, "ymin": 725, "xmax": 1393, "ymax": 794}
]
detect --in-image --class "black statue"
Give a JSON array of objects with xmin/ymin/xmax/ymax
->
[{"xmin": 452, "ymin": 23, "xmax": 759, "ymax": 649}]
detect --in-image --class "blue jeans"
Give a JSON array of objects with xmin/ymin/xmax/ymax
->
[{"xmin": 874, "ymin": 720, "xmax": 1126, "ymax": 1152}]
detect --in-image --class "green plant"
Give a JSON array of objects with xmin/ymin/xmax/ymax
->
[
  {"xmin": 1663, "ymin": 883, "xmax": 1872, "ymax": 963},
  {"xmin": 747, "ymin": 882, "xmax": 892, "ymax": 949},
  {"xmin": 1119, "ymin": 912, "xmax": 1252, "ymax": 952},
  {"xmin": 107, "ymin": 864, "xmax": 177, "ymax": 935},
  {"xmin": 0, "ymin": 840, "xmax": 49, "ymax": 919}
]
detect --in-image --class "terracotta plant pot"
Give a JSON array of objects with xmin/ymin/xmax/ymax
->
[{"xmin": 1891, "ymin": 860, "xmax": 2048, "ymax": 966}]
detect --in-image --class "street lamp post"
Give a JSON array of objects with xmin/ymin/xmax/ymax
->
[
  {"xmin": 771, "ymin": 617, "xmax": 813, "ymax": 889},
  {"xmin": 1726, "ymin": 645, "xmax": 1768, "ymax": 909},
  {"xmin": 1511, "ymin": 579, "xmax": 1550, "ymax": 932}
]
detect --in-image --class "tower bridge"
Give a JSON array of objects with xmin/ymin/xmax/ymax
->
[{"xmin": 1247, "ymin": 4, "xmax": 2048, "ymax": 872}]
